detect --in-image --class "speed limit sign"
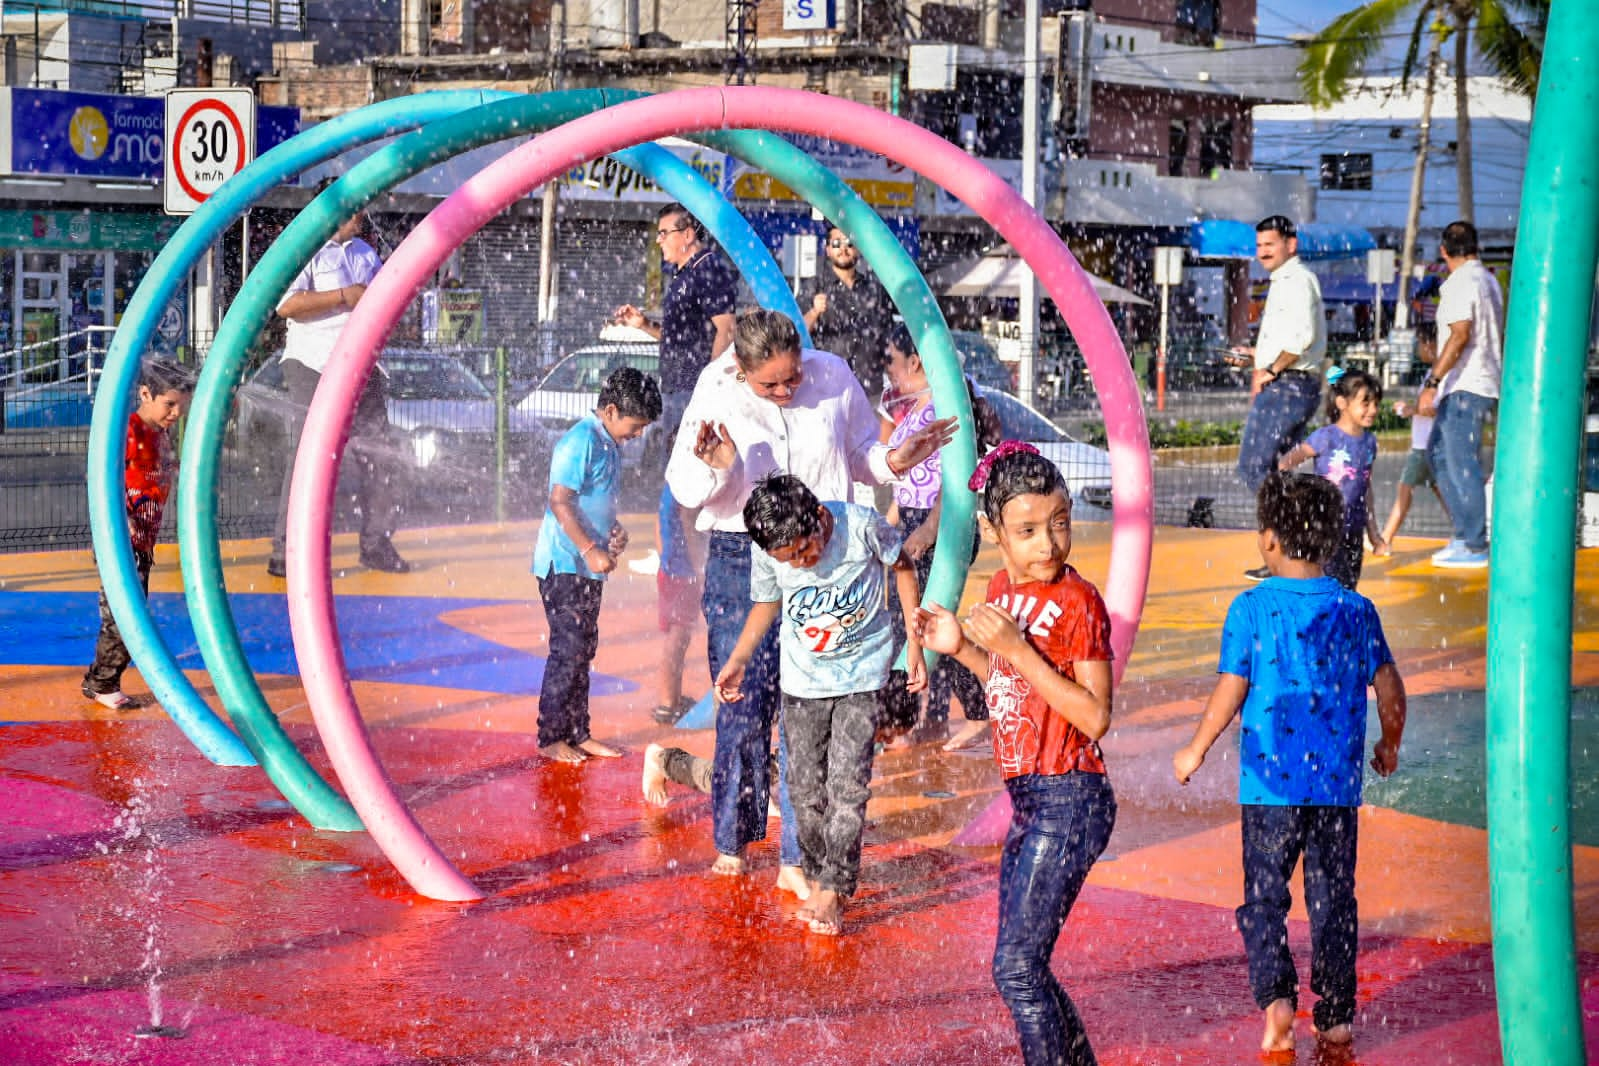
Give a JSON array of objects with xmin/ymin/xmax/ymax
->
[{"xmin": 163, "ymin": 88, "xmax": 256, "ymax": 215}]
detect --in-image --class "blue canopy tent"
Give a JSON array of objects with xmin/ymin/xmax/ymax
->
[{"xmin": 1187, "ymin": 219, "xmax": 1377, "ymax": 261}]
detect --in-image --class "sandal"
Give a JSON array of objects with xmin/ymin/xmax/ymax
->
[
  {"xmin": 83, "ymin": 686, "xmax": 136, "ymax": 712},
  {"xmin": 651, "ymin": 696, "xmax": 695, "ymax": 725}
]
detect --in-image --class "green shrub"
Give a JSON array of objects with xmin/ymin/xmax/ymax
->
[{"xmin": 1081, "ymin": 419, "xmax": 1244, "ymax": 449}]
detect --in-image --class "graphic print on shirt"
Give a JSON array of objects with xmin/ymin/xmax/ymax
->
[
  {"xmin": 984, "ymin": 590, "xmax": 1064, "ymax": 776},
  {"xmin": 786, "ymin": 575, "xmax": 875, "ymax": 656},
  {"xmin": 1323, "ymin": 447, "xmax": 1355, "ymax": 485}
]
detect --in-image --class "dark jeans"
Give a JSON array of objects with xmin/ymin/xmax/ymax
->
[
  {"xmin": 703, "ymin": 531, "xmax": 800, "ymax": 865},
  {"xmin": 271, "ymin": 358, "xmax": 402, "ymax": 562},
  {"xmin": 1237, "ymin": 371, "xmax": 1323, "ymax": 493},
  {"xmin": 782, "ymin": 690, "xmax": 880, "ymax": 897},
  {"xmin": 994, "ymin": 772, "xmax": 1117, "ymax": 1066},
  {"xmin": 890, "ymin": 506, "xmax": 987, "ymax": 723},
  {"xmin": 1426, "ymin": 390, "xmax": 1497, "ymax": 552},
  {"xmin": 536, "ymin": 572, "xmax": 604, "ymax": 747},
  {"xmin": 1237, "ymin": 804, "xmax": 1359, "ymax": 1033},
  {"xmin": 84, "ymin": 549, "xmax": 153, "ymax": 695}
]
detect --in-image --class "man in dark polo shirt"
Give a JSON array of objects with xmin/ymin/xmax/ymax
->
[
  {"xmin": 798, "ymin": 226, "xmax": 893, "ymax": 397},
  {"xmin": 614, "ymin": 203, "xmax": 737, "ymax": 435}
]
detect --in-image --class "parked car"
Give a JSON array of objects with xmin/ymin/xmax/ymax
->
[
  {"xmin": 234, "ymin": 350, "xmax": 552, "ymax": 492},
  {"xmin": 949, "ymin": 330, "xmax": 1016, "ymax": 393},
  {"xmin": 975, "ymin": 384, "xmax": 1115, "ymax": 513},
  {"xmin": 515, "ymin": 326, "xmax": 666, "ymax": 478}
]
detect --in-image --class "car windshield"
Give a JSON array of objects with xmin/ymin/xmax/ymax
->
[
  {"xmin": 540, "ymin": 346, "xmax": 659, "ymax": 393},
  {"xmin": 951, "ymin": 332, "xmax": 999, "ymax": 366},
  {"xmin": 982, "ymin": 390, "xmax": 1068, "ymax": 443},
  {"xmin": 380, "ymin": 355, "xmax": 492, "ymax": 401}
]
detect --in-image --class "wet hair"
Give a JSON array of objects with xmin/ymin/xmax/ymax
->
[
  {"xmin": 743, "ymin": 474, "xmax": 825, "ymax": 553},
  {"xmin": 1441, "ymin": 219, "xmax": 1479, "ymax": 258},
  {"xmin": 1256, "ymin": 215, "xmax": 1296, "ymax": 240},
  {"xmin": 1324, "ymin": 366, "xmax": 1381, "ymax": 424},
  {"xmin": 733, "ymin": 309, "xmax": 802, "ymax": 370},
  {"xmin": 1257, "ymin": 470, "xmax": 1342, "ymax": 564},
  {"xmin": 597, "ymin": 366, "xmax": 662, "ymax": 422},
  {"xmin": 979, "ymin": 446, "xmax": 1068, "ymax": 525},
  {"xmin": 139, "ymin": 357, "xmax": 195, "ymax": 396},
  {"xmin": 886, "ymin": 324, "xmax": 1003, "ymax": 454},
  {"xmin": 656, "ymin": 201, "xmax": 704, "ymax": 241}
]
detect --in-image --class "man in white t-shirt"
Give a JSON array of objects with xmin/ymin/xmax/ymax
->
[
  {"xmin": 265, "ymin": 208, "xmax": 408, "ymax": 577},
  {"xmin": 1421, "ymin": 220, "xmax": 1503, "ymax": 569},
  {"xmin": 1231, "ymin": 215, "xmax": 1326, "ymax": 579}
]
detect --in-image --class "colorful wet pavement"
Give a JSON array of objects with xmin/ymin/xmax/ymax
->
[{"xmin": 1, "ymin": 521, "xmax": 1596, "ymax": 1064}]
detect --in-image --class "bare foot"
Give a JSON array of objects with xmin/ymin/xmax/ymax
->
[
  {"xmin": 540, "ymin": 741, "xmax": 588, "ymax": 764},
  {"xmin": 806, "ymin": 889, "xmax": 843, "ymax": 936},
  {"xmin": 1261, "ymin": 998, "xmax": 1295, "ymax": 1054},
  {"xmin": 577, "ymin": 738, "xmax": 622, "ymax": 758},
  {"xmin": 942, "ymin": 719, "xmax": 990, "ymax": 752},
  {"xmin": 776, "ymin": 864, "xmax": 811, "ymax": 900},
  {"xmin": 1316, "ymin": 1023, "xmax": 1352, "ymax": 1046},
  {"xmin": 642, "ymin": 743, "xmax": 670, "ymax": 806},
  {"xmin": 710, "ymin": 852, "xmax": 746, "ymax": 876}
]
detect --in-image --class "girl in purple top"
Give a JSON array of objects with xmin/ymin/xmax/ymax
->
[
  {"xmin": 1280, "ymin": 367, "xmax": 1388, "ymax": 588},
  {"xmin": 883, "ymin": 324, "xmax": 1003, "ymax": 749}
]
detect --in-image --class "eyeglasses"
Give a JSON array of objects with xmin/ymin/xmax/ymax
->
[
  {"xmin": 656, "ymin": 225, "xmax": 691, "ymax": 240},
  {"xmin": 828, "ymin": 238, "xmax": 855, "ymax": 249}
]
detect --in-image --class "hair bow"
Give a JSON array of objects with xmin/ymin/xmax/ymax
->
[
  {"xmin": 968, "ymin": 440, "xmax": 1040, "ymax": 492},
  {"xmin": 1325, "ymin": 364, "xmax": 1347, "ymax": 386}
]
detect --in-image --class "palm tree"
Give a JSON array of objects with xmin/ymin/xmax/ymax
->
[{"xmin": 1298, "ymin": 0, "xmax": 1547, "ymax": 323}]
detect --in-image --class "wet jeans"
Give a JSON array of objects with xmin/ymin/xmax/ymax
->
[
  {"xmin": 994, "ymin": 772, "xmax": 1117, "ymax": 1066},
  {"xmin": 1237, "ymin": 804, "xmax": 1358, "ymax": 1033},
  {"xmin": 703, "ymin": 531, "xmax": 800, "ymax": 866},
  {"xmin": 84, "ymin": 549, "xmax": 153, "ymax": 695},
  {"xmin": 782, "ymin": 690, "xmax": 880, "ymax": 897},
  {"xmin": 536, "ymin": 573, "xmax": 603, "ymax": 747},
  {"xmin": 1426, "ymin": 390, "xmax": 1497, "ymax": 552},
  {"xmin": 1236, "ymin": 371, "xmax": 1323, "ymax": 493}
]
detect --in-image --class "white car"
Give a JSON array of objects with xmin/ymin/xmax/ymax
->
[
  {"xmin": 975, "ymin": 385, "xmax": 1115, "ymax": 513},
  {"xmin": 515, "ymin": 325, "xmax": 665, "ymax": 477}
]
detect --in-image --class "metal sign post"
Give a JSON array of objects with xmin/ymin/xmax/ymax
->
[{"xmin": 1153, "ymin": 246, "xmax": 1184, "ymax": 412}]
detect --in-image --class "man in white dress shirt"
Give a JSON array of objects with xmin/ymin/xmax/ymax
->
[
  {"xmin": 266, "ymin": 207, "xmax": 408, "ymax": 577},
  {"xmin": 1231, "ymin": 215, "xmax": 1326, "ymax": 579}
]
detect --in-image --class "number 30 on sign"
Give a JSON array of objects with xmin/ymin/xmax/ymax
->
[{"xmin": 163, "ymin": 89, "xmax": 256, "ymax": 215}]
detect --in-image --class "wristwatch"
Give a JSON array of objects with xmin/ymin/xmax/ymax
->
[{"xmin": 1422, "ymin": 375, "xmax": 1441, "ymax": 389}]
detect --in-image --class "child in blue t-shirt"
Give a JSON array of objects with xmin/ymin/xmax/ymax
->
[
  {"xmin": 714, "ymin": 474, "xmax": 926, "ymax": 937},
  {"xmin": 532, "ymin": 367, "xmax": 661, "ymax": 764},
  {"xmin": 1175, "ymin": 471, "xmax": 1407, "ymax": 1056},
  {"xmin": 1279, "ymin": 367, "xmax": 1388, "ymax": 588}
]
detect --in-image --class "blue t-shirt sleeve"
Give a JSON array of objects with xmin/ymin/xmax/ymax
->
[
  {"xmin": 868, "ymin": 512, "xmax": 904, "ymax": 566},
  {"xmin": 1306, "ymin": 424, "xmax": 1334, "ymax": 455},
  {"xmin": 1361, "ymin": 598, "xmax": 1394, "ymax": 681},
  {"xmin": 750, "ymin": 545, "xmax": 780, "ymax": 603},
  {"xmin": 1217, "ymin": 594, "xmax": 1255, "ymax": 678},
  {"xmin": 705, "ymin": 259, "xmax": 736, "ymax": 317},
  {"xmin": 548, "ymin": 423, "xmax": 593, "ymax": 494}
]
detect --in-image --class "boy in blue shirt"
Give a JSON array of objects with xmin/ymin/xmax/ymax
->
[
  {"xmin": 533, "ymin": 366, "xmax": 661, "ymax": 763},
  {"xmin": 715, "ymin": 475, "xmax": 926, "ymax": 936},
  {"xmin": 1174, "ymin": 470, "xmax": 1407, "ymax": 1056}
]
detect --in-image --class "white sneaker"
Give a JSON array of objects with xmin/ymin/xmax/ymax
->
[{"xmin": 1432, "ymin": 543, "xmax": 1490, "ymax": 569}]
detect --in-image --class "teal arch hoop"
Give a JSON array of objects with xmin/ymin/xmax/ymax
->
[{"xmin": 179, "ymin": 88, "xmax": 810, "ymax": 830}]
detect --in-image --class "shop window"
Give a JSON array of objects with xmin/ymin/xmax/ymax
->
[
  {"xmin": 1320, "ymin": 152, "xmax": 1374, "ymax": 191},
  {"xmin": 1198, "ymin": 119, "xmax": 1233, "ymax": 174},
  {"xmin": 1176, "ymin": 0, "xmax": 1219, "ymax": 46},
  {"xmin": 1168, "ymin": 119, "xmax": 1190, "ymax": 177}
]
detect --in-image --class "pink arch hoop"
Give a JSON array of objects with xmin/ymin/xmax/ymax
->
[{"xmin": 287, "ymin": 87, "xmax": 1154, "ymax": 901}]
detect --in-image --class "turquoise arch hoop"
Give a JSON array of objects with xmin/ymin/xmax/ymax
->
[{"xmin": 286, "ymin": 87, "xmax": 1154, "ymax": 900}]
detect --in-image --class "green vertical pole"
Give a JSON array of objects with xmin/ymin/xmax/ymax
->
[
  {"xmin": 1487, "ymin": 0, "xmax": 1593, "ymax": 1060},
  {"xmin": 495, "ymin": 345, "xmax": 508, "ymax": 524}
]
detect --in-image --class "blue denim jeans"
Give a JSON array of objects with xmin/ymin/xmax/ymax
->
[
  {"xmin": 1237, "ymin": 804, "xmax": 1359, "ymax": 1033},
  {"xmin": 994, "ymin": 772, "xmax": 1117, "ymax": 1066},
  {"xmin": 703, "ymin": 532, "xmax": 800, "ymax": 866},
  {"xmin": 536, "ymin": 573, "xmax": 603, "ymax": 747},
  {"xmin": 1236, "ymin": 371, "xmax": 1323, "ymax": 493},
  {"xmin": 1426, "ymin": 390, "xmax": 1497, "ymax": 552}
]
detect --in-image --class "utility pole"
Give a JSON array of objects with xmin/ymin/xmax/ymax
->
[
  {"xmin": 726, "ymin": 0, "xmax": 757, "ymax": 84},
  {"xmin": 537, "ymin": 1, "xmax": 566, "ymax": 355},
  {"xmin": 1018, "ymin": 0, "xmax": 1041, "ymax": 404},
  {"xmin": 1395, "ymin": 37, "xmax": 1442, "ymax": 330}
]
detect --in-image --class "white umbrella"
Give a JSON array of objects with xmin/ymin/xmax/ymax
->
[{"xmin": 927, "ymin": 254, "xmax": 1151, "ymax": 305}]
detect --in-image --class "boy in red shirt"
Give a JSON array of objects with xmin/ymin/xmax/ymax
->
[{"xmin": 82, "ymin": 358, "xmax": 193, "ymax": 710}]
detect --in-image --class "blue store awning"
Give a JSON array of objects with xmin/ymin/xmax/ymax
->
[{"xmin": 1187, "ymin": 219, "xmax": 1377, "ymax": 261}]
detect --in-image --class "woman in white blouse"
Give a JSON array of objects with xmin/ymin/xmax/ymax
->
[{"xmin": 665, "ymin": 309, "xmax": 956, "ymax": 886}]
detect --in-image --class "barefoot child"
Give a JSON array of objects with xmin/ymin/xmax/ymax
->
[
  {"xmin": 1378, "ymin": 393, "xmax": 1447, "ymax": 547},
  {"xmin": 82, "ymin": 358, "xmax": 194, "ymax": 711},
  {"xmin": 715, "ymin": 474, "xmax": 926, "ymax": 936},
  {"xmin": 533, "ymin": 366, "xmax": 660, "ymax": 763},
  {"xmin": 1279, "ymin": 367, "xmax": 1387, "ymax": 588},
  {"xmin": 914, "ymin": 442, "xmax": 1116, "ymax": 1065},
  {"xmin": 1174, "ymin": 470, "xmax": 1407, "ymax": 1055}
]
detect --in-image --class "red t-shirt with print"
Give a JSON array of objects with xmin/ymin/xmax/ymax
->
[
  {"xmin": 983, "ymin": 565, "xmax": 1113, "ymax": 780},
  {"xmin": 125, "ymin": 413, "xmax": 175, "ymax": 554}
]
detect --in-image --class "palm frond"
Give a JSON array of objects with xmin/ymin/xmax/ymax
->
[
  {"xmin": 1475, "ymin": 0, "xmax": 1546, "ymax": 97},
  {"xmin": 1298, "ymin": 0, "xmax": 1428, "ymax": 107}
]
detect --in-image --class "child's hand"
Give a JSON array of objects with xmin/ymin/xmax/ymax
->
[
  {"xmin": 913, "ymin": 604, "xmax": 964, "ymax": 656},
  {"xmin": 903, "ymin": 524, "xmax": 937, "ymax": 561},
  {"xmin": 1173, "ymin": 745, "xmax": 1205, "ymax": 785},
  {"xmin": 608, "ymin": 523, "xmax": 629, "ymax": 555},
  {"xmin": 905, "ymin": 650, "xmax": 928, "ymax": 694},
  {"xmin": 1370, "ymin": 534, "xmax": 1391, "ymax": 558},
  {"xmin": 964, "ymin": 603, "xmax": 1024, "ymax": 659},
  {"xmin": 582, "ymin": 545, "xmax": 617, "ymax": 575},
  {"xmin": 1370, "ymin": 737, "xmax": 1399, "ymax": 777},
  {"xmin": 1393, "ymin": 400, "xmax": 1413, "ymax": 419},
  {"xmin": 714, "ymin": 659, "xmax": 748, "ymax": 704}
]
